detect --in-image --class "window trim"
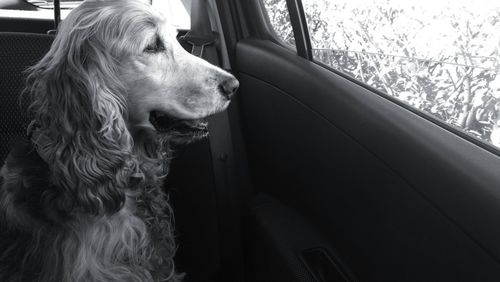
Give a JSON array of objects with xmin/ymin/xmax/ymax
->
[
  {"xmin": 285, "ymin": 0, "xmax": 311, "ymax": 59},
  {"xmin": 251, "ymin": 0, "xmax": 296, "ymax": 51}
]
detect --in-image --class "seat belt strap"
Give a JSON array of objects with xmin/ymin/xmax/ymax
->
[
  {"xmin": 181, "ymin": 1, "xmax": 244, "ymax": 281},
  {"xmin": 180, "ymin": 0, "xmax": 216, "ymax": 58}
]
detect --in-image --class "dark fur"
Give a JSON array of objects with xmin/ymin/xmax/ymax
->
[{"xmin": 0, "ymin": 129, "xmax": 183, "ymax": 282}]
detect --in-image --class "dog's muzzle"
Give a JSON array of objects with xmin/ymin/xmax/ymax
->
[
  {"xmin": 218, "ymin": 77, "xmax": 239, "ymax": 100},
  {"xmin": 149, "ymin": 111, "xmax": 208, "ymax": 136}
]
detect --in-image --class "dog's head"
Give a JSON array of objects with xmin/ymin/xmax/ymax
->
[
  {"xmin": 106, "ymin": 0, "xmax": 239, "ymax": 136},
  {"xmin": 31, "ymin": 0, "xmax": 238, "ymax": 138},
  {"xmin": 24, "ymin": 0, "xmax": 238, "ymax": 215}
]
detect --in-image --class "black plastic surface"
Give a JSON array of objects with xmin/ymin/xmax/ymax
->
[
  {"xmin": 244, "ymin": 194, "xmax": 354, "ymax": 282},
  {"xmin": 235, "ymin": 39, "xmax": 500, "ymax": 280},
  {"xmin": 301, "ymin": 248, "xmax": 349, "ymax": 282}
]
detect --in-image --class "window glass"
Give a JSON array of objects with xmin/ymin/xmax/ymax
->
[
  {"xmin": 27, "ymin": 0, "xmax": 82, "ymax": 10},
  {"xmin": 0, "ymin": 1, "xmax": 82, "ymax": 19},
  {"xmin": 301, "ymin": 0, "xmax": 500, "ymax": 149},
  {"xmin": 0, "ymin": 0, "xmax": 190, "ymax": 29},
  {"xmin": 152, "ymin": 0, "xmax": 190, "ymax": 30},
  {"xmin": 262, "ymin": 0, "xmax": 296, "ymax": 48}
]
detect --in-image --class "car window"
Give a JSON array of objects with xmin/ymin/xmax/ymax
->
[
  {"xmin": 0, "ymin": 0, "xmax": 81, "ymax": 19},
  {"xmin": 263, "ymin": 0, "xmax": 500, "ymax": 150},
  {"xmin": 27, "ymin": 0, "xmax": 82, "ymax": 9},
  {"xmin": 261, "ymin": 0, "xmax": 296, "ymax": 49},
  {"xmin": 151, "ymin": 0, "xmax": 190, "ymax": 30},
  {"xmin": 0, "ymin": 0, "xmax": 190, "ymax": 30}
]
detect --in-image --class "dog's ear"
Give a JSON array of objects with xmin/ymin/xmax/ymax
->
[{"xmin": 23, "ymin": 24, "xmax": 135, "ymax": 216}]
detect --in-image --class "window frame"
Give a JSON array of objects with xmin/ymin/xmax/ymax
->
[
  {"xmin": 283, "ymin": 0, "xmax": 311, "ymax": 59},
  {"xmin": 249, "ymin": 0, "xmax": 295, "ymax": 52}
]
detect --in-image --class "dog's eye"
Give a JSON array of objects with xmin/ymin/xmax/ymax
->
[{"xmin": 144, "ymin": 36, "xmax": 165, "ymax": 53}]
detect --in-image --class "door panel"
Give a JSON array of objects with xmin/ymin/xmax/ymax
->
[
  {"xmin": 244, "ymin": 194, "xmax": 353, "ymax": 282},
  {"xmin": 235, "ymin": 39, "xmax": 500, "ymax": 281}
]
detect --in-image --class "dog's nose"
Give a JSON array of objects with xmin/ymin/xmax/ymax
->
[{"xmin": 219, "ymin": 78, "xmax": 239, "ymax": 100}]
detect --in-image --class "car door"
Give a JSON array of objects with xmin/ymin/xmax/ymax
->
[{"xmin": 214, "ymin": 0, "xmax": 500, "ymax": 281}]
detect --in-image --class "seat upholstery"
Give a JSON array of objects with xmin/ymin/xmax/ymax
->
[{"xmin": 0, "ymin": 32, "xmax": 54, "ymax": 165}]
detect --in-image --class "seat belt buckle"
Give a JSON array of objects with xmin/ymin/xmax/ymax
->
[
  {"xmin": 190, "ymin": 44, "xmax": 208, "ymax": 57},
  {"xmin": 180, "ymin": 32, "xmax": 216, "ymax": 58}
]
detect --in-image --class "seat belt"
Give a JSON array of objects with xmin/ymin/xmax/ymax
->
[
  {"xmin": 180, "ymin": 1, "xmax": 215, "ymax": 58},
  {"xmin": 180, "ymin": 1, "xmax": 244, "ymax": 281}
]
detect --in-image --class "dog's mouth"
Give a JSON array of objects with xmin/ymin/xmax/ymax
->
[{"xmin": 149, "ymin": 111, "xmax": 209, "ymax": 139}]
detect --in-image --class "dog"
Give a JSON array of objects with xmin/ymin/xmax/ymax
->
[{"xmin": 0, "ymin": 0, "xmax": 238, "ymax": 281}]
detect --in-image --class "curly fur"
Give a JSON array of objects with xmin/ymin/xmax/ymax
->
[{"xmin": 0, "ymin": 0, "xmax": 238, "ymax": 281}]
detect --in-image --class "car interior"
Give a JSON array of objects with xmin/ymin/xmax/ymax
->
[{"xmin": 1, "ymin": 0, "xmax": 500, "ymax": 281}]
